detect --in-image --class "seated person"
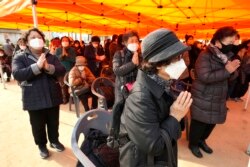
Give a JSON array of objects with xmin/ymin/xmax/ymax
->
[
  {"xmin": 68, "ymin": 56, "xmax": 97, "ymax": 111},
  {"xmin": 0, "ymin": 48, "xmax": 12, "ymax": 82}
]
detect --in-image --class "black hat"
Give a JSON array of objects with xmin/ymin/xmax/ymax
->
[{"xmin": 142, "ymin": 28, "xmax": 190, "ymax": 63}]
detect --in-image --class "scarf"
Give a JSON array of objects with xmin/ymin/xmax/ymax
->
[
  {"xmin": 209, "ymin": 44, "xmax": 228, "ymax": 64},
  {"xmin": 147, "ymin": 73, "xmax": 173, "ymax": 95}
]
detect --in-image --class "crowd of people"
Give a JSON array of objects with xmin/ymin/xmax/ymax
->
[{"xmin": 0, "ymin": 26, "xmax": 250, "ymax": 166}]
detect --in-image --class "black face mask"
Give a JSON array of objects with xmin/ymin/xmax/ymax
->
[{"xmin": 220, "ymin": 41, "xmax": 234, "ymax": 54}]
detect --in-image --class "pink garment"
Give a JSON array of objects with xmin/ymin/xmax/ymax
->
[{"xmin": 125, "ymin": 82, "xmax": 134, "ymax": 92}]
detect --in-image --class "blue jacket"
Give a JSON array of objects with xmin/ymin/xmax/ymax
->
[{"xmin": 12, "ymin": 49, "xmax": 66, "ymax": 111}]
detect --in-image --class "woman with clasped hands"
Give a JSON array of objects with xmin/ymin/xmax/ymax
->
[
  {"xmin": 188, "ymin": 26, "xmax": 240, "ymax": 158},
  {"xmin": 119, "ymin": 28, "xmax": 192, "ymax": 167},
  {"xmin": 12, "ymin": 28, "xmax": 66, "ymax": 159}
]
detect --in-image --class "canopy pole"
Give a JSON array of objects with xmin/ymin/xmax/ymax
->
[
  {"xmin": 31, "ymin": 0, "xmax": 38, "ymax": 28},
  {"xmin": 79, "ymin": 29, "xmax": 82, "ymax": 42}
]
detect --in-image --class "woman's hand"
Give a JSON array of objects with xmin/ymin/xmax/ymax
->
[
  {"xmin": 225, "ymin": 60, "xmax": 240, "ymax": 74},
  {"xmin": 37, "ymin": 53, "xmax": 46, "ymax": 69},
  {"xmin": 132, "ymin": 51, "xmax": 139, "ymax": 66},
  {"xmin": 170, "ymin": 91, "xmax": 193, "ymax": 121}
]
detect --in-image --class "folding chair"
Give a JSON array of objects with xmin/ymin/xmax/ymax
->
[
  {"xmin": 91, "ymin": 77, "xmax": 115, "ymax": 110},
  {"xmin": 63, "ymin": 72, "xmax": 81, "ymax": 118},
  {"xmin": 100, "ymin": 65, "xmax": 115, "ymax": 81},
  {"xmin": 71, "ymin": 109, "xmax": 112, "ymax": 167}
]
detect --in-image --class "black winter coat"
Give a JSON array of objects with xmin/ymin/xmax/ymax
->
[
  {"xmin": 119, "ymin": 70, "xmax": 181, "ymax": 167},
  {"xmin": 191, "ymin": 46, "xmax": 231, "ymax": 124},
  {"xmin": 12, "ymin": 49, "xmax": 66, "ymax": 111},
  {"xmin": 113, "ymin": 48, "xmax": 138, "ymax": 102}
]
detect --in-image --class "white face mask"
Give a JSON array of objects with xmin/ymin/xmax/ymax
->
[
  {"xmin": 164, "ymin": 59, "xmax": 187, "ymax": 80},
  {"xmin": 62, "ymin": 42, "xmax": 69, "ymax": 47},
  {"xmin": 92, "ymin": 43, "xmax": 98, "ymax": 48},
  {"xmin": 127, "ymin": 43, "xmax": 139, "ymax": 52},
  {"xmin": 77, "ymin": 66, "xmax": 85, "ymax": 71},
  {"xmin": 29, "ymin": 38, "xmax": 44, "ymax": 50},
  {"xmin": 20, "ymin": 46, "xmax": 26, "ymax": 50},
  {"xmin": 0, "ymin": 53, "xmax": 4, "ymax": 57}
]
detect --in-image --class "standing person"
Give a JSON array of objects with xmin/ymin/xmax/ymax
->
[
  {"xmin": 55, "ymin": 36, "xmax": 76, "ymax": 103},
  {"xmin": 0, "ymin": 48, "xmax": 12, "ymax": 82},
  {"xmin": 109, "ymin": 34, "xmax": 118, "ymax": 67},
  {"xmin": 13, "ymin": 38, "xmax": 27, "ymax": 57},
  {"xmin": 104, "ymin": 38, "xmax": 111, "ymax": 65},
  {"xmin": 119, "ymin": 28, "xmax": 192, "ymax": 167},
  {"xmin": 49, "ymin": 37, "xmax": 61, "ymax": 55},
  {"xmin": 84, "ymin": 36, "xmax": 106, "ymax": 77},
  {"xmin": 12, "ymin": 28, "xmax": 66, "ymax": 159},
  {"xmin": 116, "ymin": 34, "xmax": 125, "ymax": 51},
  {"xmin": 189, "ymin": 26, "xmax": 240, "ymax": 158},
  {"xmin": 229, "ymin": 41, "xmax": 250, "ymax": 101},
  {"xmin": 73, "ymin": 40, "xmax": 84, "ymax": 56},
  {"xmin": 112, "ymin": 30, "xmax": 140, "ymax": 103},
  {"xmin": 3, "ymin": 38, "xmax": 14, "ymax": 57}
]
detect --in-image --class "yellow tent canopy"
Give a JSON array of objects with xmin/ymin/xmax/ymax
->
[{"xmin": 0, "ymin": 0, "xmax": 249, "ymax": 39}]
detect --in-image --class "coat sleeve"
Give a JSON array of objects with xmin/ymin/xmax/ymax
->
[
  {"xmin": 112, "ymin": 51, "xmax": 137, "ymax": 76},
  {"xmin": 195, "ymin": 52, "xmax": 230, "ymax": 84},
  {"xmin": 46, "ymin": 55, "xmax": 66, "ymax": 77},
  {"xmin": 68, "ymin": 68, "xmax": 82, "ymax": 86},
  {"xmin": 85, "ymin": 67, "xmax": 96, "ymax": 84},
  {"xmin": 123, "ymin": 92, "xmax": 181, "ymax": 155},
  {"xmin": 12, "ymin": 54, "xmax": 41, "ymax": 82}
]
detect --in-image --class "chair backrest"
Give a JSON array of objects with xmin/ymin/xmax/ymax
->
[
  {"xmin": 64, "ymin": 72, "xmax": 81, "ymax": 117},
  {"xmin": 71, "ymin": 109, "xmax": 112, "ymax": 167},
  {"xmin": 64, "ymin": 72, "xmax": 78, "ymax": 96},
  {"xmin": 91, "ymin": 77, "xmax": 115, "ymax": 110},
  {"xmin": 100, "ymin": 66, "xmax": 115, "ymax": 81}
]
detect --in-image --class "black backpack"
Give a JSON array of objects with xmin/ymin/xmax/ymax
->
[{"xmin": 76, "ymin": 128, "xmax": 119, "ymax": 167}]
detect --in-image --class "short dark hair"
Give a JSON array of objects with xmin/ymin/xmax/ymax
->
[
  {"xmin": 117, "ymin": 34, "xmax": 123, "ymax": 45},
  {"xmin": 210, "ymin": 26, "xmax": 238, "ymax": 45},
  {"xmin": 122, "ymin": 30, "xmax": 139, "ymax": 43},
  {"xmin": 111, "ymin": 34, "xmax": 118, "ymax": 42},
  {"xmin": 23, "ymin": 28, "xmax": 45, "ymax": 43},
  {"xmin": 91, "ymin": 36, "xmax": 101, "ymax": 43},
  {"xmin": 74, "ymin": 40, "xmax": 80, "ymax": 44}
]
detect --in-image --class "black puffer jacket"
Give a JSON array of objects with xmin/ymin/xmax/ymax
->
[
  {"xmin": 12, "ymin": 49, "xmax": 66, "ymax": 111},
  {"xmin": 113, "ymin": 48, "xmax": 138, "ymax": 102},
  {"xmin": 191, "ymin": 45, "xmax": 231, "ymax": 124},
  {"xmin": 119, "ymin": 70, "xmax": 181, "ymax": 167}
]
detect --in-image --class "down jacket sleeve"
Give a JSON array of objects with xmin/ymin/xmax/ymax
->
[
  {"xmin": 195, "ymin": 52, "xmax": 230, "ymax": 84},
  {"xmin": 113, "ymin": 51, "xmax": 137, "ymax": 76},
  {"xmin": 123, "ymin": 91, "xmax": 181, "ymax": 155},
  {"xmin": 12, "ymin": 54, "xmax": 41, "ymax": 82}
]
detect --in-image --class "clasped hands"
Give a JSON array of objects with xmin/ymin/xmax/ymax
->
[
  {"xmin": 170, "ymin": 91, "xmax": 193, "ymax": 122},
  {"xmin": 37, "ymin": 53, "xmax": 50, "ymax": 71}
]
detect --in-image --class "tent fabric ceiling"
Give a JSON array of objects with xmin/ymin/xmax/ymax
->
[{"xmin": 0, "ymin": 0, "xmax": 249, "ymax": 39}]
